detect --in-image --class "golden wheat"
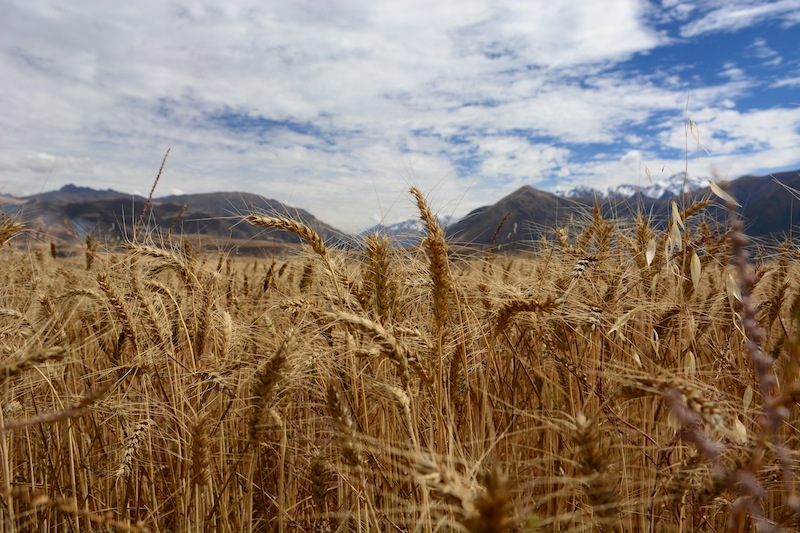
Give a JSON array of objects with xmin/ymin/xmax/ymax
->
[{"xmin": 0, "ymin": 188, "xmax": 797, "ymax": 532}]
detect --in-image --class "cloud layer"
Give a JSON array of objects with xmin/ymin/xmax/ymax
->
[{"xmin": 2, "ymin": 0, "xmax": 799, "ymax": 231}]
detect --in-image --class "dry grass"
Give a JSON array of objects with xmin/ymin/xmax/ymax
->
[{"xmin": 0, "ymin": 190, "xmax": 799, "ymax": 532}]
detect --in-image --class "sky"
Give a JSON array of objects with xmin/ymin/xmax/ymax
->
[{"xmin": 1, "ymin": 0, "xmax": 799, "ymax": 232}]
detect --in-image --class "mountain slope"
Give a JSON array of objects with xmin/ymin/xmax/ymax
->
[
  {"xmin": 447, "ymin": 185, "xmax": 581, "ymax": 247},
  {"xmin": 5, "ymin": 168, "xmax": 799, "ymax": 251},
  {"xmin": 23, "ymin": 183, "xmax": 135, "ymax": 204},
  {"xmin": 7, "ymin": 185, "xmax": 346, "ymax": 246},
  {"xmin": 449, "ymin": 169, "xmax": 800, "ymax": 246},
  {"xmin": 694, "ymin": 168, "xmax": 800, "ymax": 238}
]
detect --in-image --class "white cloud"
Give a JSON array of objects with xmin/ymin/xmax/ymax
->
[
  {"xmin": 773, "ymin": 76, "xmax": 800, "ymax": 88},
  {"xmin": 747, "ymin": 37, "xmax": 783, "ymax": 65},
  {"xmin": 552, "ymin": 104, "xmax": 800, "ymax": 193},
  {"xmin": 0, "ymin": 0, "xmax": 798, "ymax": 231},
  {"xmin": 21, "ymin": 152, "xmax": 58, "ymax": 173},
  {"xmin": 661, "ymin": 107, "xmax": 800, "ymax": 155},
  {"xmin": 679, "ymin": 0, "xmax": 800, "ymax": 37},
  {"xmin": 719, "ymin": 62, "xmax": 747, "ymax": 82},
  {"xmin": 475, "ymin": 137, "xmax": 569, "ymax": 184}
]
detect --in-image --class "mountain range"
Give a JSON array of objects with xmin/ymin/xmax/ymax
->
[
  {"xmin": 447, "ymin": 168, "xmax": 800, "ymax": 246},
  {"xmin": 359, "ymin": 216, "xmax": 455, "ymax": 246},
  {"xmin": 553, "ymin": 171, "xmax": 707, "ymax": 200},
  {"xmin": 1, "ymin": 185, "xmax": 344, "ymax": 253},
  {"xmin": 2, "ymin": 169, "xmax": 798, "ymax": 252}
]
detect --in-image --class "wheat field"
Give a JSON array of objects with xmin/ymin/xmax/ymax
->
[{"xmin": 0, "ymin": 188, "xmax": 799, "ymax": 532}]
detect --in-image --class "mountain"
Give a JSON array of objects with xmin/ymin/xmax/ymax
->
[
  {"xmin": 698, "ymin": 168, "xmax": 800, "ymax": 238},
  {"xmin": 449, "ymin": 169, "xmax": 800, "ymax": 246},
  {"xmin": 5, "ymin": 185, "xmax": 346, "ymax": 249},
  {"xmin": 0, "ymin": 194, "xmax": 26, "ymax": 208},
  {"xmin": 23, "ymin": 183, "xmax": 135, "ymax": 204},
  {"xmin": 554, "ymin": 172, "xmax": 706, "ymax": 200},
  {"xmin": 447, "ymin": 185, "xmax": 576, "ymax": 247},
  {"xmin": 4, "ymin": 168, "xmax": 799, "ymax": 252},
  {"xmin": 360, "ymin": 216, "xmax": 454, "ymax": 246}
]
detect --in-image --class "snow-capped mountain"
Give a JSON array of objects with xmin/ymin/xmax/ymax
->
[
  {"xmin": 554, "ymin": 172, "xmax": 706, "ymax": 200},
  {"xmin": 360, "ymin": 216, "xmax": 454, "ymax": 246}
]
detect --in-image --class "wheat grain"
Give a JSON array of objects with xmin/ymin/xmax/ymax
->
[
  {"xmin": 410, "ymin": 187, "xmax": 452, "ymax": 334},
  {"xmin": 0, "ymin": 219, "xmax": 25, "ymax": 246},
  {"xmin": 245, "ymin": 215, "xmax": 327, "ymax": 257},
  {"xmin": 190, "ymin": 413, "xmax": 211, "ymax": 487},
  {"xmin": 572, "ymin": 412, "xmax": 621, "ymax": 530},
  {"xmin": 115, "ymin": 418, "xmax": 154, "ymax": 480},
  {"xmin": 326, "ymin": 384, "xmax": 364, "ymax": 473},
  {"xmin": 464, "ymin": 467, "xmax": 516, "ymax": 533},
  {"xmin": 0, "ymin": 346, "xmax": 66, "ymax": 386}
]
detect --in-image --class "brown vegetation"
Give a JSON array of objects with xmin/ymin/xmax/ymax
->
[{"xmin": 0, "ymin": 188, "xmax": 799, "ymax": 532}]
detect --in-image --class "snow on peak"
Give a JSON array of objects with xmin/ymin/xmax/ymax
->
[
  {"xmin": 555, "ymin": 172, "xmax": 705, "ymax": 200},
  {"xmin": 360, "ymin": 215, "xmax": 454, "ymax": 245}
]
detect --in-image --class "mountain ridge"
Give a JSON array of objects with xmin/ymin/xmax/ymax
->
[
  {"xmin": 448, "ymin": 168, "xmax": 800, "ymax": 245},
  {"xmin": 3, "ymin": 186, "xmax": 345, "ymax": 248},
  {"xmin": 553, "ymin": 172, "xmax": 707, "ymax": 200},
  {"xmin": 2, "ymin": 167, "xmax": 798, "ymax": 249}
]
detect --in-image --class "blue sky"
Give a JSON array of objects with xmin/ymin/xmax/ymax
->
[{"xmin": 1, "ymin": 0, "xmax": 799, "ymax": 231}]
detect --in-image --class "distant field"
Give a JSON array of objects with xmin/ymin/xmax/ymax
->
[{"xmin": 0, "ymin": 189, "xmax": 799, "ymax": 532}]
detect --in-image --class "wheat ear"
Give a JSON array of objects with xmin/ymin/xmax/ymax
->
[
  {"xmin": 309, "ymin": 453, "xmax": 332, "ymax": 527},
  {"xmin": 245, "ymin": 215, "xmax": 327, "ymax": 257},
  {"xmin": 115, "ymin": 418, "xmax": 154, "ymax": 480},
  {"xmin": 0, "ymin": 347, "xmax": 66, "ymax": 386},
  {"xmin": 325, "ymin": 310, "xmax": 429, "ymax": 386},
  {"xmin": 493, "ymin": 295, "xmax": 561, "ymax": 336},
  {"xmin": 0, "ymin": 218, "xmax": 24, "ymax": 246},
  {"xmin": 729, "ymin": 206, "xmax": 800, "ymax": 523},
  {"xmin": 364, "ymin": 232, "xmax": 395, "ymax": 322},
  {"xmin": 2, "ymin": 487, "xmax": 148, "ymax": 532},
  {"xmin": 128, "ymin": 243, "xmax": 197, "ymax": 286},
  {"xmin": 190, "ymin": 413, "xmax": 211, "ymax": 487},
  {"xmin": 464, "ymin": 467, "xmax": 516, "ymax": 533},
  {"xmin": 250, "ymin": 334, "xmax": 290, "ymax": 440},
  {"xmin": 325, "ymin": 384, "xmax": 364, "ymax": 473},
  {"xmin": 410, "ymin": 187, "xmax": 452, "ymax": 334},
  {"xmin": 97, "ymin": 274, "xmax": 138, "ymax": 356},
  {"xmin": 245, "ymin": 214, "xmax": 352, "ymax": 303},
  {"xmin": 572, "ymin": 412, "xmax": 621, "ymax": 530}
]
